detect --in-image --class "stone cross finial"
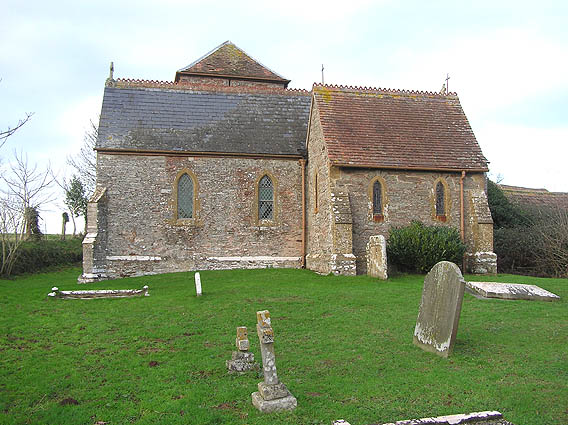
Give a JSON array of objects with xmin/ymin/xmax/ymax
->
[
  {"xmin": 109, "ymin": 61, "xmax": 114, "ymax": 80},
  {"xmin": 251, "ymin": 309, "xmax": 296, "ymax": 412},
  {"xmin": 256, "ymin": 310, "xmax": 277, "ymax": 384},
  {"xmin": 236, "ymin": 326, "xmax": 250, "ymax": 351}
]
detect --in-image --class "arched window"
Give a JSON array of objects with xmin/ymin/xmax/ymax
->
[
  {"xmin": 258, "ymin": 175, "xmax": 273, "ymax": 220},
  {"xmin": 435, "ymin": 181, "xmax": 445, "ymax": 217},
  {"xmin": 177, "ymin": 173, "xmax": 194, "ymax": 219},
  {"xmin": 373, "ymin": 180, "xmax": 383, "ymax": 216}
]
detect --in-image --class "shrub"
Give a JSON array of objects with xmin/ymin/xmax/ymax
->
[
  {"xmin": 387, "ymin": 221, "xmax": 466, "ymax": 273},
  {"xmin": 1, "ymin": 237, "xmax": 83, "ymax": 277}
]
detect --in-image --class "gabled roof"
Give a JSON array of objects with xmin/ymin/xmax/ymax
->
[
  {"xmin": 500, "ymin": 185, "xmax": 568, "ymax": 209},
  {"xmin": 175, "ymin": 41, "xmax": 290, "ymax": 86},
  {"xmin": 312, "ymin": 84, "xmax": 489, "ymax": 172},
  {"xmin": 96, "ymin": 82, "xmax": 310, "ymax": 157}
]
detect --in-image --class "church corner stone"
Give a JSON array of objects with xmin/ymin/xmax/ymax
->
[
  {"xmin": 413, "ymin": 261, "xmax": 466, "ymax": 358},
  {"xmin": 366, "ymin": 235, "xmax": 388, "ymax": 279}
]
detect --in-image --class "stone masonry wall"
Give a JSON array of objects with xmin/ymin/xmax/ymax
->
[
  {"xmin": 332, "ymin": 168, "xmax": 490, "ymax": 274},
  {"xmin": 305, "ymin": 102, "xmax": 336, "ymax": 274},
  {"xmin": 88, "ymin": 153, "xmax": 304, "ymax": 279},
  {"xmin": 177, "ymin": 75, "xmax": 286, "ymax": 88}
]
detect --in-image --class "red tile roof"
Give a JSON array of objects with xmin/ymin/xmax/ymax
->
[
  {"xmin": 175, "ymin": 41, "xmax": 290, "ymax": 85},
  {"xmin": 500, "ymin": 185, "xmax": 568, "ymax": 209},
  {"xmin": 313, "ymin": 84, "xmax": 489, "ymax": 171}
]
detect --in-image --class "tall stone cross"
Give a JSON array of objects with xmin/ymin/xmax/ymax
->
[
  {"xmin": 256, "ymin": 310, "xmax": 278, "ymax": 385},
  {"xmin": 251, "ymin": 310, "xmax": 297, "ymax": 412}
]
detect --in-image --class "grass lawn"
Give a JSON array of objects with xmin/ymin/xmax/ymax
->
[{"xmin": 0, "ymin": 267, "xmax": 566, "ymax": 425}]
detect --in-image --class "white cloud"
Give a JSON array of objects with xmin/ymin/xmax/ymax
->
[{"xmin": 477, "ymin": 123, "xmax": 568, "ymax": 191}]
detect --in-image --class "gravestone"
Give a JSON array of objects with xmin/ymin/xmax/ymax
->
[
  {"xmin": 413, "ymin": 261, "xmax": 465, "ymax": 358},
  {"xmin": 226, "ymin": 326, "xmax": 259, "ymax": 373},
  {"xmin": 251, "ymin": 310, "xmax": 297, "ymax": 412},
  {"xmin": 194, "ymin": 272, "xmax": 202, "ymax": 296},
  {"xmin": 466, "ymin": 281, "xmax": 560, "ymax": 302},
  {"xmin": 366, "ymin": 235, "xmax": 388, "ymax": 279}
]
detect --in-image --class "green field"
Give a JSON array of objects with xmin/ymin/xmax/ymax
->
[{"xmin": 0, "ymin": 268, "xmax": 566, "ymax": 425}]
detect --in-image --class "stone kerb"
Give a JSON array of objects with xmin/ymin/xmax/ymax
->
[
  {"xmin": 413, "ymin": 261, "xmax": 465, "ymax": 358},
  {"xmin": 47, "ymin": 286, "xmax": 149, "ymax": 299},
  {"xmin": 366, "ymin": 235, "xmax": 388, "ymax": 279}
]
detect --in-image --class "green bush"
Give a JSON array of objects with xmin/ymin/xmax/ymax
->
[
  {"xmin": 387, "ymin": 221, "xmax": 466, "ymax": 273},
  {"xmin": 2, "ymin": 238, "xmax": 83, "ymax": 277}
]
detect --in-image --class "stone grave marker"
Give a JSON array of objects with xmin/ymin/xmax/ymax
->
[
  {"xmin": 413, "ymin": 261, "xmax": 465, "ymax": 358},
  {"xmin": 366, "ymin": 234, "xmax": 388, "ymax": 279},
  {"xmin": 194, "ymin": 272, "xmax": 202, "ymax": 296},
  {"xmin": 251, "ymin": 310, "xmax": 297, "ymax": 412},
  {"xmin": 466, "ymin": 281, "xmax": 560, "ymax": 302},
  {"xmin": 226, "ymin": 326, "xmax": 259, "ymax": 373}
]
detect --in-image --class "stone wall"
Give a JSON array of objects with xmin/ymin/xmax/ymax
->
[
  {"xmin": 305, "ymin": 103, "xmax": 336, "ymax": 274},
  {"xmin": 331, "ymin": 168, "xmax": 492, "ymax": 274},
  {"xmin": 177, "ymin": 75, "xmax": 286, "ymax": 89},
  {"xmin": 305, "ymin": 103, "xmax": 356, "ymax": 275},
  {"xmin": 82, "ymin": 153, "xmax": 304, "ymax": 280}
]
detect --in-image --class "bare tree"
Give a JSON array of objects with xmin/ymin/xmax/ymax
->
[
  {"xmin": 1, "ymin": 113, "xmax": 33, "ymax": 150},
  {"xmin": 67, "ymin": 118, "xmax": 97, "ymax": 198},
  {"xmin": 0, "ymin": 194, "xmax": 26, "ymax": 276},
  {"xmin": 2, "ymin": 151, "xmax": 55, "ymax": 214},
  {"xmin": 533, "ymin": 207, "xmax": 568, "ymax": 277}
]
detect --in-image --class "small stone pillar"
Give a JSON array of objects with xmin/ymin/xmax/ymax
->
[
  {"xmin": 251, "ymin": 310, "xmax": 297, "ymax": 412},
  {"xmin": 194, "ymin": 272, "xmax": 202, "ymax": 296},
  {"xmin": 226, "ymin": 326, "xmax": 258, "ymax": 373},
  {"xmin": 366, "ymin": 235, "xmax": 388, "ymax": 279}
]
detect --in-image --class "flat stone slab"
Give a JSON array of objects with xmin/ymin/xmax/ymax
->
[
  {"xmin": 47, "ymin": 286, "xmax": 149, "ymax": 299},
  {"xmin": 334, "ymin": 410, "xmax": 515, "ymax": 425},
  {"xmin": 466, "ymin": 282, "xmax": 560, "ymax": 301},
  {"xmin": 251, "ymin": 391, "xmax": 297, "ymax": 412}
]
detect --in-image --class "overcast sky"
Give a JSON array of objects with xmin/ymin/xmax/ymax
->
[{"xmin": 1, "ymin": 0, "xmax": 567, "ymax": 233}]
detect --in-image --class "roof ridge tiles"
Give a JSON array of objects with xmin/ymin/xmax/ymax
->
[
  {"xmin": 312, "ymin": 82, "xmax": 457, "ymax": 98},
  {"xmin": 109, "ymin": 78, "xmax": 309, "ymax": 95}
]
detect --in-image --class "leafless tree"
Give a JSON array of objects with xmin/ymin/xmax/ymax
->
[
  {"xmin": 533, "ymin": 207, "xmax": 568, "ymax": 277},
  {"xmin": 67, "ymin": 118, "xmax": 97, "ymax": 198}
]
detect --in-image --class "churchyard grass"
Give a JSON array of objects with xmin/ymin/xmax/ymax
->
[{"xmin": 1, "ymin": 268, "xmax": 566, "ymax": 425}]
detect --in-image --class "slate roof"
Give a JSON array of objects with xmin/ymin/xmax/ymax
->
[
  {"xmin": 175, "ymin": 41, "xmax": 290, "ymax": 86},
  {"xmin": 500, "ymin": 185, "xmax": 568, "ymax": 209},
  {"xmin": 96, "ymin": 82, "xmax": 311, "ymax": 156},
  {"xmin": 312, "ymin": 84, "xmax": 489, "ymax": 171}
]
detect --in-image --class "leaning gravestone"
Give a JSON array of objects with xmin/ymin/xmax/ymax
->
[
  {"xmin": 194, "ymin": 272, "xmax": 202, "ymax": 297},
  {"xmin": 413, "ymin": 261, "xmax": 466, "ymax": 358},
  {"xmin": 251, "ymin": 310, "xmax": 297, "ymax": 412},
  {"xmin": 226, "ymin": 326, "xmax": 259, "ymax": 373},
  {"xmin": 366, "ymin": 235, "xmax": 388, "ymax": 279}
]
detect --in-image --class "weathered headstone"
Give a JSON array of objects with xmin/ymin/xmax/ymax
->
[
  {"xmin": 366, "ymin": 235, "xmax": 388, "ymax": 279},
  {"xmin": 226, "ymin": 326, "xmax": 259, "ymax": 373},
  {"xmin": 251, "ymin": 310, "xmax": 297, "ymax": 412},
  {"xmin": 194, "ymin": 272, "xmax": 202, "ymax": 296},
  {"xmin": 413, "ymin": 261, "xmax": 465, "ymax": 358}
]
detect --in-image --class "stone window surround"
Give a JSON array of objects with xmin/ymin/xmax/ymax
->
[
  {"xmin": 254, "ymin": 170, "xmax": 279, "ymax": 227},
  {"xmin": 432, "ymin": 176, "xmax": 450, "ymax": 222},
  {"xmin": 173, "ymin": 168, "xmax": 199, "ymax": 225},
  {"xmin": 368, "ymin": 176, "xmax": 388, "ymax": 222}
]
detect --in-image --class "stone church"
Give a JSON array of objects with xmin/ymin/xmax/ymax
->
[{"xmin": 80, "ymin": 41, "xmax": 496, "ymax": 282}]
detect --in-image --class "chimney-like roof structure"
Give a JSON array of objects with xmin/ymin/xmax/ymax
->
[
  {"xmin": 175, "ymin": 41, "xmax": 290, "ymax": 87},
  {"xmin": 312, "ymin": 84, "xmax": 489, "ymax": 172}
]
